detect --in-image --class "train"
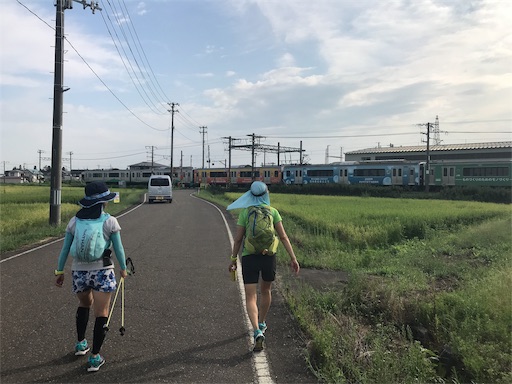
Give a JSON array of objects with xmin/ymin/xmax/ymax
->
[
  {"xmin": 81, "ymin": 159, "xmax": 511, "ymax": 188},
  {"xmin": 281, "ymin": 159, "xmax": 511, "ymax": 187}
]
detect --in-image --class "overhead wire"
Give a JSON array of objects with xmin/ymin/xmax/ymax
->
[
  {"xmin": 16, "ymin": 0, "xmax": 169, "ymax": 132},
  {"xmin": 118, "ymin": 0, "xmax": 170, "ymax": 103},
  {"xmin": 100, "ymin": 0, "xmax": 167, "ymax": 115}
]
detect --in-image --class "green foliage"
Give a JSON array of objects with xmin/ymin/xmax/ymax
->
[{"xmin": 270, "ymin": 183, "xmax": 512, "ymax": 203}]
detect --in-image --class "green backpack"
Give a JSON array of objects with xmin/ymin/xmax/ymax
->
[{"xmin": 244, "ymin": 206, "xmax": 278, "ymax": 255}]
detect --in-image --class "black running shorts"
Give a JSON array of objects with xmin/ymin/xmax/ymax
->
[{"xmin": 241, "ymin": 254, "xmax": 277, "ymax": 284}]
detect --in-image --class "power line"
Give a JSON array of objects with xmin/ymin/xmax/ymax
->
[
  {"xmin": 16, "ymin": 0, "xmax": 169, "ymax": 132},
  {"xmin": 100, "ymin": 2, "xmax": 167, "ymax": 115}
]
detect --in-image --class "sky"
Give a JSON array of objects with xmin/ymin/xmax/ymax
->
[{"xmin": 1, "ymin": 0, "xmax": 511, "ymax": 172}]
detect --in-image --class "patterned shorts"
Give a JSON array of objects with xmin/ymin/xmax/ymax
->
[{"xmin": 72, "ymin": 269, "xmax": 117, "ymax": 294}]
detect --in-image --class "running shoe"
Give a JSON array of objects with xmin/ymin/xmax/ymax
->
[
  {"xmin": 258, "ymin": 322, "xmax": 267, "ymax": 333},
  {"xmin": 87, "ymin": 354, "xmax": 105, "ymax": 372},
  {"xmin": 253, "ymin": 329, "xmax": 265, "ymax": 352},
  {"xmin": 74, "ymin": 339, "xmax": 90, "ymax": 356}
]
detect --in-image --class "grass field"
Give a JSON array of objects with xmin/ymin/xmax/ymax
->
[
  {"xmin": 0, "ymin": 184, "xmax": 144, "ymax": 252},
  {"xmin": 204, "ymin": 189, "xmax": 512, "ymax": 384}
]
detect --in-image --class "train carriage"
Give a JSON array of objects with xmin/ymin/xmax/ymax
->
[
  {"xmin": 194, "ymin": 165, "xmax": 282, "ymax": 187},
  {"xmin": 283, "ymin": 161, "xmax": 422, "ymax": 186},
  {"xmin": 429, "ymin": 160, "xmax": 511, "ymax": 187}
]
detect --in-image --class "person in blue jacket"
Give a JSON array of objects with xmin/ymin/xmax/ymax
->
[{"xmin": 55, "ymin": 181, "xmax": 127, "ymax": 372}]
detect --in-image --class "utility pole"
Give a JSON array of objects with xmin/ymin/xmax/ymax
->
[
  {"xmin": 180, "ymin": 151, "xmax": 183, "ymax": 183},
  {"xmin": 199, "ymin": 126, "xmax": 207, "ymax": 168},
  {"xmin": 146, "ymin": 145, "xmax": 156, "ymax": 172},
  {"xmin": 67, "ymin": 151, "xmax": 73, "ymax": 183},
  {"xmin": 222, "ymin": 136, "xmax": 232, "ymax": 186},
  {"xmin": 49, "ymin": 0, "xmax": 101, "ymax": 226},
  {"xmin": 248, "ymin": 133, "xmax": 263, "ymax": 180},
  {"xmin": 38, "ymin": 150, "xmax": 45, "ymax": 183},
  {"xmin": 167, "ymin": 102, "xmax": 179, "ymax": 179},
  {"xmin": 2, "ymin": 161, "xmax": 9, "ymax": 185},
  {"xmin": 419, "ymin": 122, "xmax": 432, "ymax": 192}
]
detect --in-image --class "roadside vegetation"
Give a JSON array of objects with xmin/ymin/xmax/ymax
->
[
  {"xmin": 0, "ymin": 184, "xmax": 144, "ymax": 253},
  {"xmin": 2, "ymin": 184, "xmax": 510, "ymax": 383},
  {"xmin": 199, "ymin": 188, "xmax": 512, "ymax": 384}
]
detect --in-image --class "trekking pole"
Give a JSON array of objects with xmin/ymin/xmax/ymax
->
[
  {"xmin": 119, "ymin": 276, "xmax": 125, "ymax": 336},
  {"xmin": 106, "ymin": 277, "xmax": 124, "ymax": 333},
  {"xmin": 105, "ymin": 258, "xmax": 134, "ymax": 335}
]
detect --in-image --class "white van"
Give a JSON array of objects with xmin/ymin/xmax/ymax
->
[{"xmin": 148, "ymin": 175, "xmax": 172, "ymax": 203}]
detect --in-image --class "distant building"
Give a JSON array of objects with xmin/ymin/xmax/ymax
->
[
  {"xmin": 345, "ymin": 141, "xmax": 512, "ymax": 162},
  {"xmin": 0, "ymin": 168, "xmax": 45, "ymax": 184}
]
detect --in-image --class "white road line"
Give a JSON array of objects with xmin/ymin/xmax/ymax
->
[
  {"xmin": 192, "ymin": 194, "xmax": 275, "ymax": 384},
  {"xmin": 0, "ymin": 196, "xmax": 147, "ymax": 264}
]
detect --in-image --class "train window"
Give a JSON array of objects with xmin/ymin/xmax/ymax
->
[
  {"xmin": 240, "ymin": 171, "xmax": 252, "ymax": 177},
  {"xmin": 354, "ymin": 169, "xmax": 385, "ymax": 177},
  {"xmin": 142, "ymin": 172, "xmax": 152, "ymax": 178},
  {"xmin": 398, "ymin": 169, "xmax": 402, "ymax": 177},
  {"xmin": 210, "ymin": 171, "xmax": 227, "ymax": 177},
  {"xmin": 450, "ymin": 168, "xmax": 454, "ymax": 176},
  {"xmin": 463, "ymin": 166, "xmax": 509, "ymax": 177},
  {"xmin": 344, "ymin": 169, "xmax": 347, "ymax": 177},
  {"xmin": 274, "ymin": 170, "xmax": 279, "ymax": 177},
  {"xmin": 286, "ymin": 170, "xmax": 291, "ymax": 177},
  {"xmin": 92, "ymin": 173, "xmax": 102, "ymax": 178},
  {"xmin": 443, "ymin": 168, "xmax": 448, "ymax": 177},
  {"xmin": 109, "ymin": 173, "xmax": 120, "ymax": 178},
  {"xmin": 392, "ymin": 169, "xmax": 396, "ymax": 176},
  {"xmin": 308, "ymin": 169, "xmax": 334, "ymax": 177}
]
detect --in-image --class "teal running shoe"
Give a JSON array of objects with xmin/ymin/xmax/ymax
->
[
  {"xmin": 253, "ymin": 329, "xmax": 265, "ymax": 352},
  {"xmin": 74, "ymin": 339, "xmax": 90, "ymax": 356},
  {"xmin": 87, "ymin": 354, "xmax": 105, "ymax": 372},
  {"xmin": 258, "ymin": 322, "xmax": 267, "ymax": 333}
]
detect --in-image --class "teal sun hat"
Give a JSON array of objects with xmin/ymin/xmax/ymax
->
[{"xmin": 227, "ymin": 181, "xmax": 270, "ymax": 210}]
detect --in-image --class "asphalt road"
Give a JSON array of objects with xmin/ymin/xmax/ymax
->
[{"xmin": 0, "ymin": 189, "xmax": 317, "ymax": 383}]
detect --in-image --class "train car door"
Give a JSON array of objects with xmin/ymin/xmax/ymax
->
[
  {"xmin": 295, "ymin": 168, "xmax": 303, "ymax": 184},
  {"xmin": 407, "ymin": 167, "xmax": 416, "ymax": 186},
  {"xmin": 262, "ymin": 169, "xmax": 271, "ymax": 184},
  {"xmin": 391, "ymin": 167, "xmax": 403, "ymax": 185},
  {"xmin": 442, "ymin": 166, "xmax": 455, "ymax": 185},
  {"xmin": 339, "ymin": 167, "xmax": 348, "ymax": 184}
]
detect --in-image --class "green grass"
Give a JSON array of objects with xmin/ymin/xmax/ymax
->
[
  {"xmin": 0, "ymin": 184, "xmax": 144, "ymax": 252},
  {"xmin": 199, "ymin": 188, "xmax": 512, "ymax": 383}
]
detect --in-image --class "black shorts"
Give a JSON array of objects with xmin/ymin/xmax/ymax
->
[{"xmin": 241, "ymin": 254, "xmax": 277, "ymax": 284}]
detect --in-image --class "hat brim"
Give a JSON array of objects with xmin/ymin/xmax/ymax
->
[
  {"xmin": 227, "ymin": 190, "xmax": 270, "ymax": 210},
  {"xmin": 78, "ymin": 192, "xmax": 117, "ymax": 208}
]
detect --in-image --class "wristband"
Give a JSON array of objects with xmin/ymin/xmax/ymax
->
[
  {"xmin": 230, "ymin": 256, "xmax": 238, "ymax": 262},
  {"xmin": 54, "ymin": 270, "xmax": 64, "ymax": 276}
]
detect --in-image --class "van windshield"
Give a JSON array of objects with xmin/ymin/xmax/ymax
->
[{"xmin": 150, "ymin": 178, "xmax": 170, "ymax": 186}]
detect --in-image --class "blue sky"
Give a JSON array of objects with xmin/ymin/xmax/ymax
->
[{"xmin": 1, "ymin": 0, "xmax": 511, "ymax": 171}]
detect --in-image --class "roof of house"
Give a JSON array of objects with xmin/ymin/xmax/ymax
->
[
  {"xmin": 345, "ymin": 141, "xmax": 512, "ymax": 155},
  {"xmin": 128, "ymin": 161, "xmax": 168, "ymax": 168}
]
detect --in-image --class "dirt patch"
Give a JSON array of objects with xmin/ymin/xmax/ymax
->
[{"xmin": 280, "ymin": 268, "xmax": 350, "ymax": 292}]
